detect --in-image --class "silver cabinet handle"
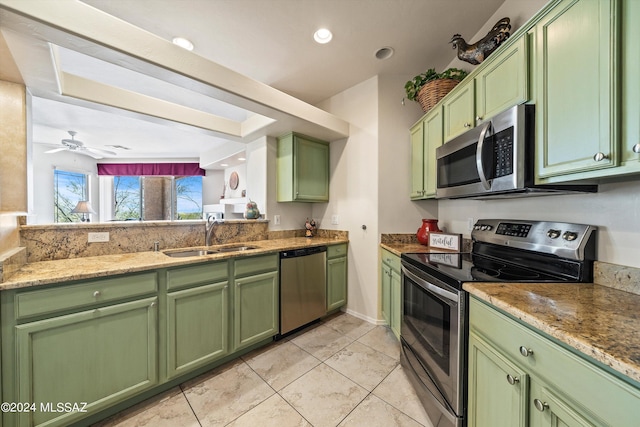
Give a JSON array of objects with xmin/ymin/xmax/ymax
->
[
  {"xmin": 464, "ymin": 122, "xmax": 471, "ymax": 128},
  {"xmin": 93, "ymin": 291, "xmax": 101, "ymax": 298},
  {"xmin": 633, "ymin": 143, "xmax": 640, "ymax": 154},
  {"xmin": 519, "ymin": 346, "xmax": 534, "ymax": 357},
  {"xmin": 476, "ymin": 116, "xmax": 483, "ymax": 121},
  {"xmin": 533, "ymin": 399, "xmax": 548, "ymax": 412},
  {"xmin": 150, "ymin": 301, "xmax": 156, "ymax": 308},
  {"xmin": 593, "ymin": 152, "xmax": 609, "ymax": 162},
  {"xmin": 506, "ymin": 374, "xmax": 520, "ymax": 385}
]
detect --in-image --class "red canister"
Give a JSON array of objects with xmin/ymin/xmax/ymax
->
[{"xmin": 417, "ymin": 219, "xmax": 441, "ymax": 245}]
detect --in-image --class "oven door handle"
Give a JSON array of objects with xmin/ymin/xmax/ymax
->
[
  {"xmin": 476, "ymin": 121, "xmax": 492, "ymax": 190},
  {"xmin": 401, "ymin": 266, "xmax": 459, "ymax": 305}
]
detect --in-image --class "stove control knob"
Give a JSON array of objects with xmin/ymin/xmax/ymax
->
[
  {"xmin": 547, "ymin": 229, "xmax": 561, "ymax": 239},
  {"xmin": 474, "ymin": 225, "xmax": 481, "ymax": 230},
  {"xmin": 563, "ymin": 231, "xmax": 578, "ymax": 241},
  {"xmin": 480, "ymin": 225, "xmax": 492, "ymax": 231}
]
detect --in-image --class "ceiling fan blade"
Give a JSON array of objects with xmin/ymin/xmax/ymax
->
[
  {"xmin": 76, "ymin": 149, "xmax": 104, "ymax": 159},
  {"xmin": 44, "ymin": 147, "xmax": 67, "ymax": 154},
  {"xmin": 85, "ymin": 146, "xmax": 117, "ymax": 156}
]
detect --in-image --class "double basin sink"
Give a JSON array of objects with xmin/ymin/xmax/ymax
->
[{"xmin": 164, "ymin": 245, "xmax": 257, "ymax": 258}]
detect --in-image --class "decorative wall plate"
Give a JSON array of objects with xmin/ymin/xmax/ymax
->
[{"xmin": 229, "ymin": 171, "xmax": 239, "ymax": 190}]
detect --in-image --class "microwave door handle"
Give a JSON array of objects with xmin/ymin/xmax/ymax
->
[
  {"xmin": 401, "ymin": 266, "xmax": 459, "ymax": 305},
  {"xmin": 476, "ymin": 121, "xmax": 492, "ymax": 190}
]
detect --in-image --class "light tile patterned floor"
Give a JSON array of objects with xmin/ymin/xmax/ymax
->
[{"xmin": 93, "ymin": 312, "xmax": 433, "ymax": 427}]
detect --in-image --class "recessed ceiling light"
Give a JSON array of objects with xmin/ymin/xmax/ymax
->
[
  {"xmin": 375, "ymin": 47, "xmax": 394, "ymax": 60},
  {"xmin": 313, "ymin": 28, "xmax": 333, "ymax": 44},
  {"xmin": 238, "ymin": 157, "xmax": 246, "ymax": 161},
  {"xmin": 220, "ymin": 163, "xmax": 229, "ymax": 167},
  {"xmin": 172, "ymin": 37, "xmax": 194, "ymax": 51}
]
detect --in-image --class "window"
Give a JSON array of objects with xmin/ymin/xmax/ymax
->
[
  {"xmin": 54, "ymin": 169, "xmax": 89, "ymax": 223},
  {"xmin": 110, "ymin": 175, "xmax": 202, "ymax": 221},
  {"xmin": 113, "ymin": 176, "xmax": 141, "ymax": 220}
]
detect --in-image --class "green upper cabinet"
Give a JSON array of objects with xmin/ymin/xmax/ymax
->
[
  {"xmin": 410, "ymin": 106, "xmax": 443, "ymax": 200},
  {"xmin": 443, "ymin": 80, "xmax": 475, "ymax": 142},
  {"xmin": 475, "ymin": 36, "xmax": 529, "ymax": 123},
  {"xmin": 534, "ymin": 0, "xmax": 619, "ymax": 181},
  {"xmin": 277, "ymin": 132, "xmax": 330, "ymax": 202},
  {"xmin": 617, "ymin": 0, "xmax": 640, "ymax": 175}
]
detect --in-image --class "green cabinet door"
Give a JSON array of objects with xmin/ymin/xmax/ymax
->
[
  {"xmin": 468, "ymin": 332, "xmax": 529, "ymax": 427},
  {"xmin": 327, "ymin": 256, "xmax": 347, "ymax": 311},
  {"xmin": 529, "ymin": 381, "xmax": 605, "ymax": 427},
  {"xmin": 277, "ymin": 133, "xmax": 329, "ymax": 202},
  {"xmin": 535, "ymin": 0, "xmax": 618, "ymax": 181},
  {"xmin": 390, "ymin": 268, "xmax": 401, "ymax": 339},
  {"xmin": 618, "ymin": 0, "xmax": 640, "ymax": 174},
  {"xmin": 443, "ymin": 80, "xmax": 475, "ymax": 142},
  {"xmin": 14, "ymin": 297, "xmax": 158, "ymax": 427},
  {"xmin": 424, "ymin": 107, "xmax": 443, "ymax": 197},
  {"xmin": 233, "ymin": 270, "xmax": 279, "ymax": 350},
  {"xmin": 410, "ymin": 120, "xmax": 425, "ymax": 199},
  {"xmin": 475, "ymin": 36, "xmax": 529, "ymax": 122},
  {"xmin": 166, "ymin": 281, "xmax": 229, "ymax": 379},
  {"xmin": 380, "ymin": 263, "xmax": 391, "ymax": 325}
]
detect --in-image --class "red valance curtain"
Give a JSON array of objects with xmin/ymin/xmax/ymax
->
[{"xmin": 97, "ymin": 163, "xmax": 205, "ymax": 176}]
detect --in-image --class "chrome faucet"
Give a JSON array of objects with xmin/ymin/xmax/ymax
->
[{"xmin": 206, "ymin": 217, "xmax": 222, "ymax": 246}]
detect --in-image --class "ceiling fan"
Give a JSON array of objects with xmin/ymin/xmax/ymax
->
[{"xmin": 44, "ymin": 131, "xmax": 116, "ymax": 159}]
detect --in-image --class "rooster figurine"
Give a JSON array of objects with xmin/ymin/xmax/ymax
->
[{"xmin": 450, "ymin": 17, "xmax": 511, "ymax": 65}]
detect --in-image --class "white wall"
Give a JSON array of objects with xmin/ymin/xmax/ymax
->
[
  {"xmin": 314, "ymin": 76, "xmax": 380, "ymax": 323},
  {"xmin": 378, "ymin": 74, "xmax": 439, "ymax": 233}
]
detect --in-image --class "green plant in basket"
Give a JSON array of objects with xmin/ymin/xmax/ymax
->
[{"xmin": 404, "ymin": 68, "xmax": 468, "ymax": 101}]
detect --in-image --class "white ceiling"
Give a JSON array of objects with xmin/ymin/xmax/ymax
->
[{"xmin": 0, "ymin": 0, "xmax": 506, "ymax": 163}]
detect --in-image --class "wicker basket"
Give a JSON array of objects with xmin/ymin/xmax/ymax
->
[{"xmin": 416, "ymin": 78, "xmax": 460, "ymax": 113}]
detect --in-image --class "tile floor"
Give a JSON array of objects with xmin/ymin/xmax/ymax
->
[{"xmin": 93, "ymin": 313, "xmax": 434, "ymax": 427}]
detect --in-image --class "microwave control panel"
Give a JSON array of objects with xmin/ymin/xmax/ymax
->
[{"xmin": 492, "ymin": 127, "xmax": 514, "ymax": 178}]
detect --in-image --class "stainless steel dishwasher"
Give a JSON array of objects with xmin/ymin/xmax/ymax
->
[{"xmin": 279, "ymin": 246, "xmax": 327, "ymax": 335}]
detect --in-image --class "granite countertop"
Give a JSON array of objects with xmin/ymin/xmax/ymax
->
[
  {"xmin": 380, "ymin": 242, "xmax": 433, "ymax": 256},
  {"xmin": 464, "ymin": 282, "xmax": 640, "ymax": 384},
  {"xmin": 2, "ymin": 237, "xmax": 347, "ymax": 291}
]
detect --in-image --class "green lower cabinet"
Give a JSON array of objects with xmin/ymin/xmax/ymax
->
[
  {"xmin": 528, "ymin": 381, "xmax": 604, "ymax": 427},
  {"xmin": 233, "ymin": 270, "xmax": 279, "ymax": 351},
  {"xmin": 14, "ymin": 297, "xmax": 158, "ymax": 427},
  {"xmin": 469, "ymin": 297, "xmax": 640, "ymax": 427},
  {"xmin": 468, "ymin": 332, "xmax": 528, "ymax": 427},
  {"xmin": 326, "ymin": 256, "xmax": 347, "ymax": 311},
  {"xmin": 381, "ymin": 263, "xmax": 391, "ymax": 325},
  {"xmin": 166, "ymin": 281, "xmax": 229, "ymax": 379},
  {"xmin": 380, "ymin": 249, "xmax": 401, "ymax": 339}
]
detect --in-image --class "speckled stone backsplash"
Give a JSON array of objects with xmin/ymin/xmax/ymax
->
[
  {"xmin": 21, "ymin": 220, "xmax": 269, "ymax": 263},
  {"xmin": 0, "ymin": 247, "xmax": 27, "ymax": 282},
  {"xmin": 594, "ymin": 261, "xmax": 640, "ymax": 296}
]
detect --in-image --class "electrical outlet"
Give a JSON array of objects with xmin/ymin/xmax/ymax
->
[
  {"xmin": 88, "ymin": 232, "xmax": 109, "ymax": 243},
  {"xmin": 331, "ymin": 215, "xmax": 339, "ymax": 225},
  {"xmin": 274, "ymin": 215, "xmax": 281, "ymax": 225},
  {"xmin": 467, "ymin": 218, "xmax": 475, "ymax": 231}
]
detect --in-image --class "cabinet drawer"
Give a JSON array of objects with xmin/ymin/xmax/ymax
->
[
  {"xmin": 327, "ymin": 244, "xmax": 348, "ymax": 259},
  {"xmin": 15, "ymin": 272, "xmax": 158, "ymax": 320},
  {"xmin": 234, "ymin": 253, "xmax": 278, "ymax": 277},
  {"xmin": 381, "ymin": 248, "xmax": 401, "ymax": 272},
  {"xmin": 167, "ymin": 260, "xmax": 228, "ymax": 291},
  {"xmin": 470, "ymin": 297, "xmax": 640, "ymax": 425}
]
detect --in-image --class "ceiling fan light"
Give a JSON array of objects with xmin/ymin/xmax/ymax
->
[
  {"xmin": 313, "ymin": 28, "xmax": 333, "ymax": 44},
  {"xmin": 172, "ymin": 37, "xmax": 194, "ymax": 51}
]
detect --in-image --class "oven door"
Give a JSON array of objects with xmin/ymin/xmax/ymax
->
[{"xmin": 400, "ymin": 261, "xmax": 465, "ymax": 420}]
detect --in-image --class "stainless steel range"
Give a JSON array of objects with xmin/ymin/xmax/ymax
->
[{"xmin": 400, "ymin": 219, "xmax": 596, "ymax": 427}]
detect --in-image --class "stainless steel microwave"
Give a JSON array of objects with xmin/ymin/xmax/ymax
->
[{"xmin": 435, "ymin": 104, "xmax": 597, "ymax": 199}]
